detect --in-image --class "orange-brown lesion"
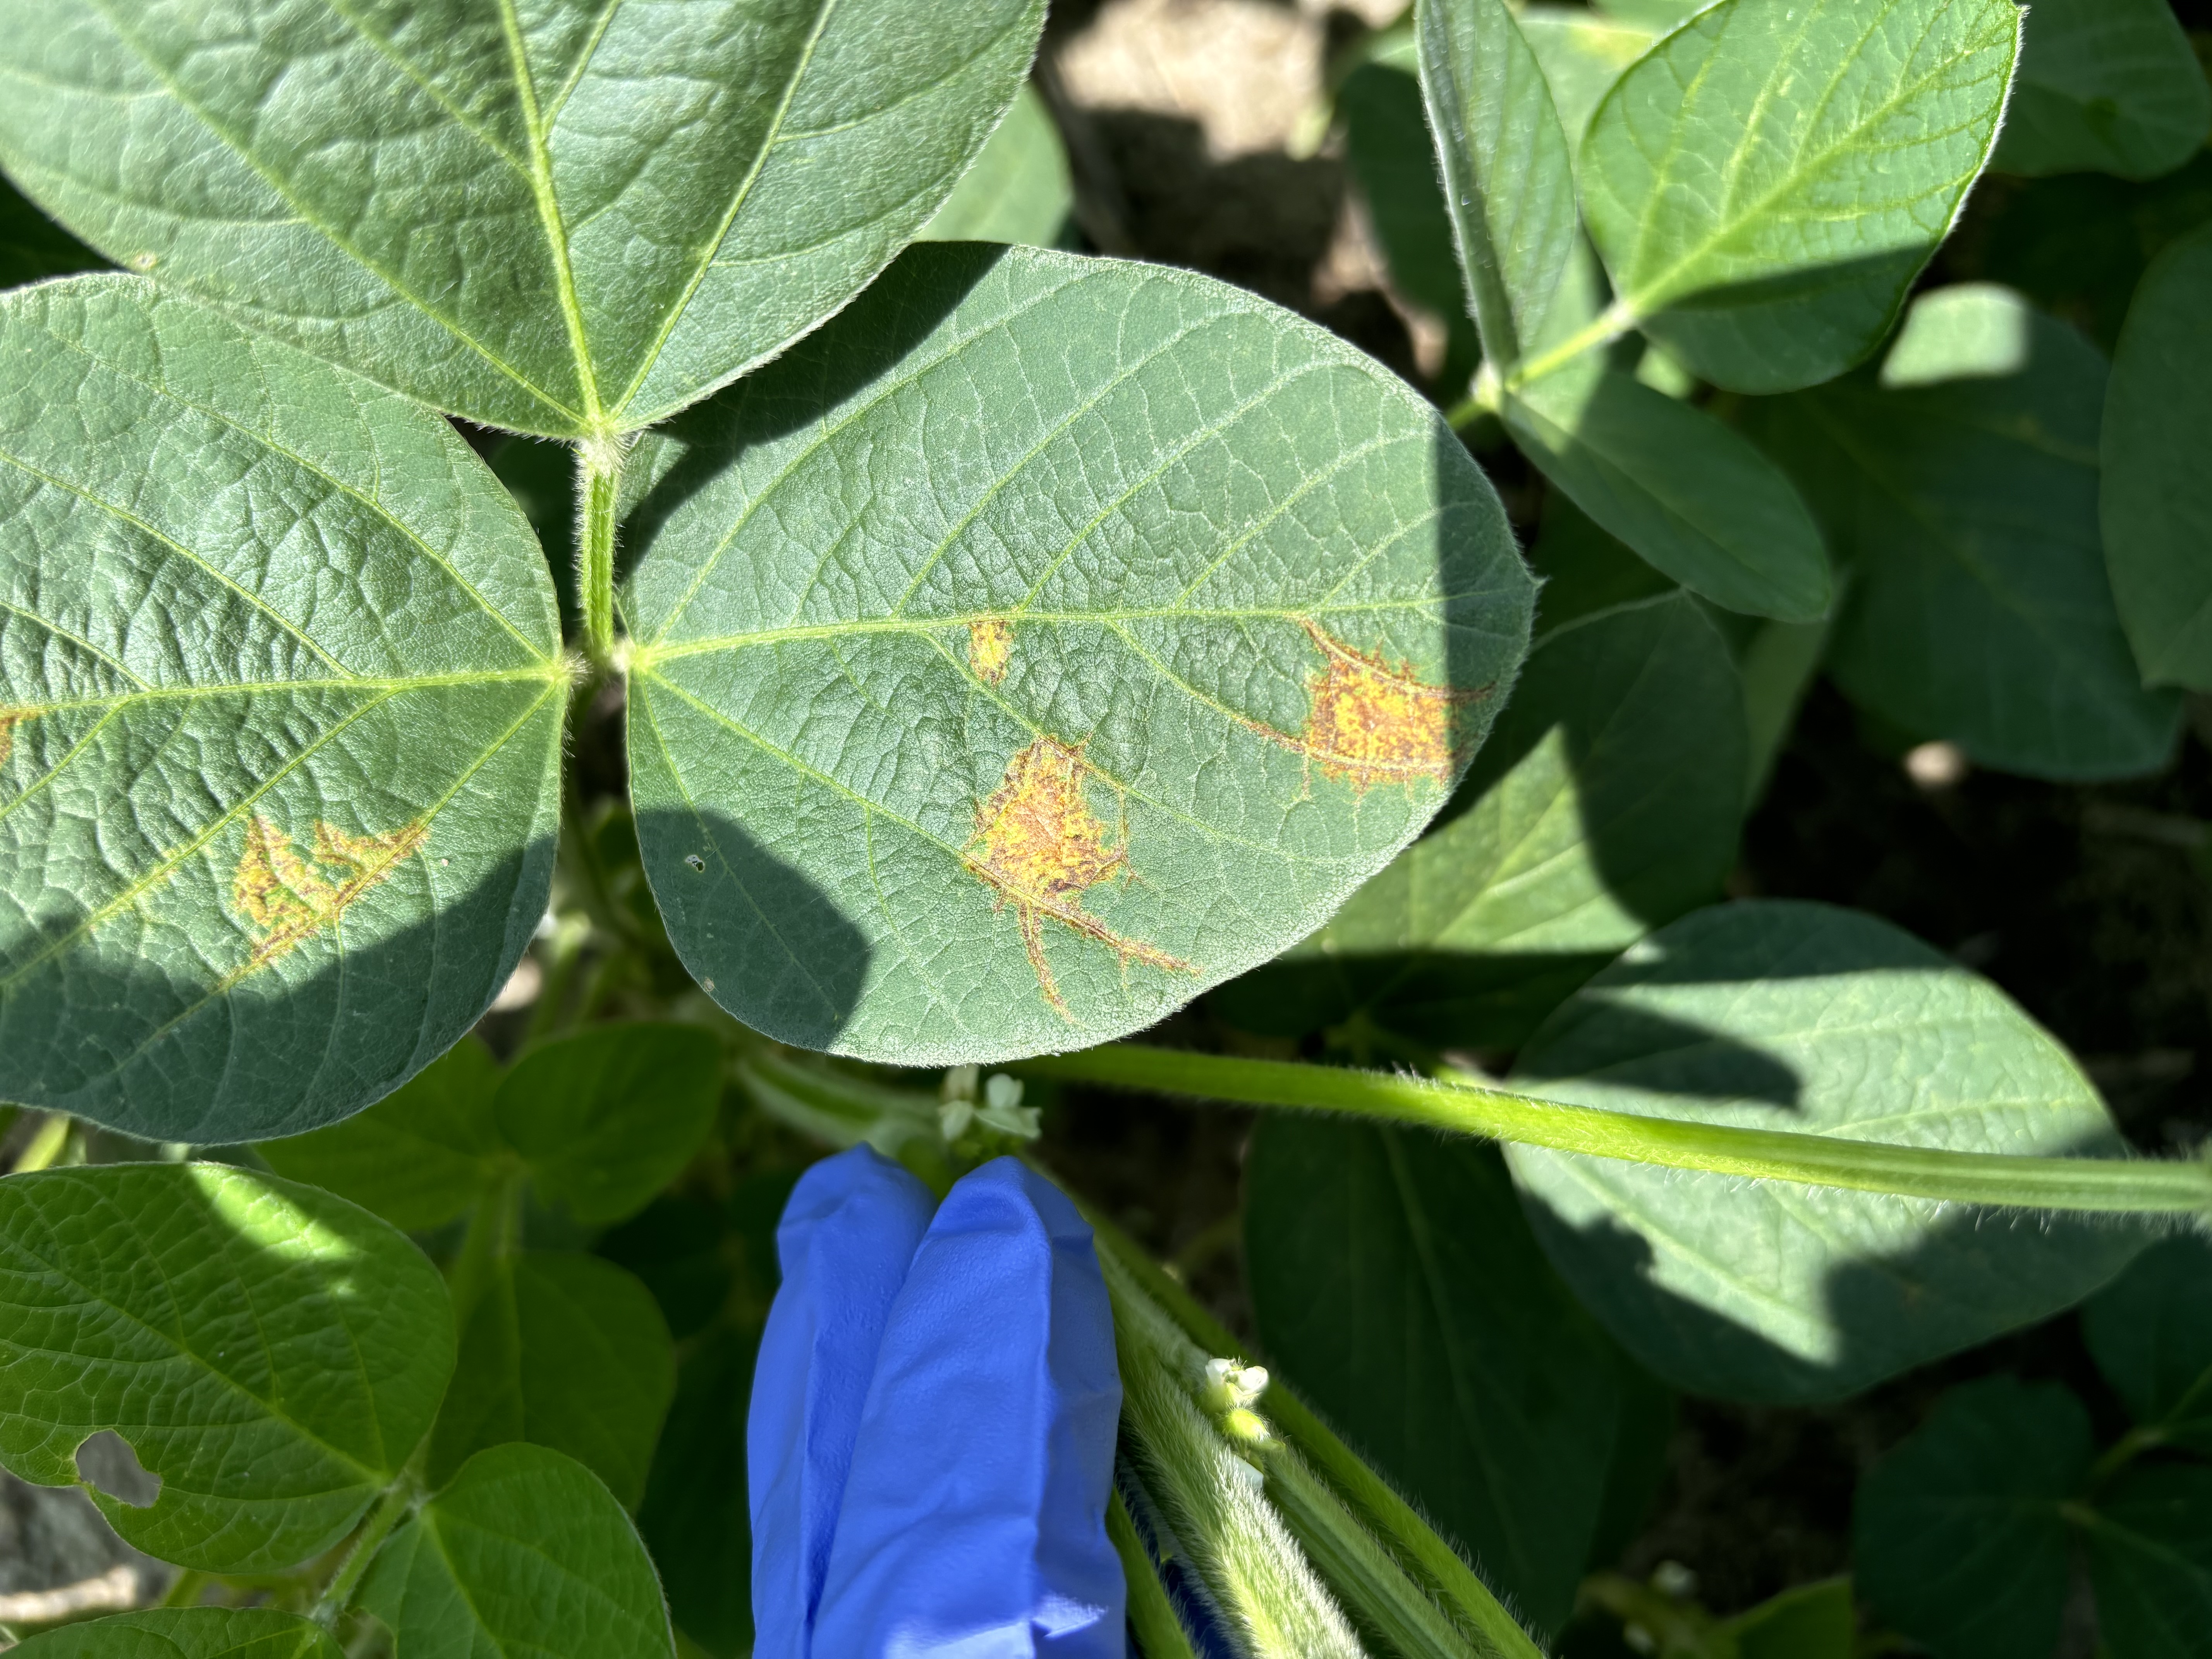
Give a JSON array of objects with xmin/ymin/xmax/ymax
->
[
  {"xmin": 1289, "ymin": 618, "xmax": 1477, "ymax": 793},
  {"xmin": 963, "ymin": 736, "xmax": 1196, "ymax": 1020},
  {"xmin": 232, "ymin": 815, "xmax": 426, "ymax": 968},
  {"xmin": 0, "ymin": 708, "xmax": 27, "ymax": 768},
  {"xmin": 968, "ymin": 617, "xmax": 1014, "ymax": 685}
]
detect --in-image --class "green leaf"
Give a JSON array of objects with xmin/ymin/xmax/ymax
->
[
  {"xmin": 620, "ymin": 242, "xmax": 1531, "ymax": 1065},
  {"xmin": 2085, "ymin": 1463, "xmax": 2212, "ymax": 1659},
  {"xmin": 1215, "ymin": 593, "xmax": 1743, "ymax": 1051},
  {"xmin": 2103, "ymin": 222, "xmax": 2212, "ymax": 692},
  {"xmin": 0, "ymin": 173, "xmax": 103, "ymax": 290},
  {"xmin": 0, "ymin": 276, "xmax": 565, "ymax": 1144},
  {"xmin": 0, "ymin": 1164, "xmax": 453, "ymax": 1573},
  {"xmin": 1244, "ymin": 1116, "xmax": 1635, "ymax": 1636},
  {"xmin": 359, "ymin": 1443, "xmax": 675, "ymax": 1659},
  {"xmin": 1854, "ymin": 1379, "xmax": 2089, "ymax": 1659},
  {"xmin": 494, "ymin": 1024, "xmax": 723, "ymax": 1226},
  {"xmin": 429, "ymin": 1253, "xmax": 675, "ymax": 1511},
  {"xmin": 1726, "ymin": 1577, "xmax": 1853, "ymax": 1659},
  {"xmin": 2083, "ymin": 1235, "xmax": 2212, "ymax": 1457},
  {"xmin": 259, "ymin": 1039, "xmax": 506, "ymax": 1233},
  {"xmin": 1594, "ymin": 0, "xmax": 1712, "ymax": 27},
  {"xmin": 1749, "ymin": 283, "xmax": 2183, "ymax": 780},
  {"xmin": 1526, "ymin": 497, "xmax": 1675, "ymax": 635},
  {"xmin": 1993, "ymin": 0, "xmax": 2211, "ymax": 182},
  {"xmin": 0, "ymin": 0, "xmax": 1047, "ymax": 438},
  {"xmin": 1502, "ymin": 354, "xmax": 1832, "ymax": 620},
  {"xmin": 637, "ymin": 1322, "xmax": 764, "ymax": 1658},
  {"xmin": 919, "ymin": 84, "xmax": 1072, "ymax": 249},
  {"xmin": 1416, "ymin": 0, "xmax": 1578, "ymax": 365},
  {"xmin": 2, "ymin": 1609, "xmax": 342, "ymax": 1659},
  {"xmin": 1508, "ymin": 900, "xmax": 2145, "ymax": 1403},
  {"xmin": 1516, "ymin": 7, "xmax": 1656, "ymax": 148},
  {"xmin": 1578, "ymin": 0, "xmax": 2018, "ymax": 393}
]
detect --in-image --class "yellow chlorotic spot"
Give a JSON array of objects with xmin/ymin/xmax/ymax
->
[
  {"xmin": 964, "ymin": 737, "xmax": 1196, "ymax": 1020},
  {"xmin": 0, "ymin": 708, "xmax": 29, "ymax": 768},
  {"xmin": 969, "ymin": 617, "xmax": 1014, "ymax": 685},
  {"xmin": 233, "ymin": 816, "xmax": 426, "ymax": 968},
  {"xmin": 1295, "ymin": 619, "xmax": 1472, "ymax": 793}
]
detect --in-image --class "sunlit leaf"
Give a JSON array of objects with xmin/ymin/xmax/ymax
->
[
  {"xmin": 1994, "ymin": 0, "xmax": 2211, "ymax": 182},
  {"xmin": 3, "ymin": 1609, "xmax": 341, "ymax": 1659},
  {"xmin": 1516, "ymin": 7, "xmax": 1655, "ymax": 148},
  {"xmin": 621, "ymin": 242, "xmax": 1531, "ymax": 1065},
  {"xmin": 920, "ymin": 85, "xmax": 1072, "ymax": 249}
]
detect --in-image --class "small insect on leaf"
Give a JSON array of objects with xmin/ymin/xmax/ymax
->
[
  {"xmin": 233, "ymin": 817, "xmax": 427, "ymax": 969},
  {"xmin": 965, "ymin": 737, "xmax": 1196, "ymax": 1019},
  {"xmin": 1295, "ymin": 620, "xmax": 1474, "ymax": 793},
  {"xmin": 969, "ymin": 617, "xmax": 1015, "ymax": 684}
]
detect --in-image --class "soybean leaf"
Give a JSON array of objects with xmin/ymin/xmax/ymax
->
[
  {"xmin": 2103, "ymin": 223, "xmax": 2212, "ymax": 692},
  {"xmin": 2083, "ymin": 1235, "xmax": 2212, "ymax": 1458},
  {"xmin": 1417, "ymin": 0, "xmax": 1578, "ymax": 366},
  {"xmin": 2085, "ymin": 1464, "xmax": 2212, "ymax": 1659},
  {"xmin": 1726, "ymin": 1577, "xmax": 1853, "ymax": 1659},
  {"xmin": 1594, "ymin": 0, "xmax": 1712, "ymax": 26},
  {"xmin": 1526, "ymin": 497, "xmax": 1674, "ymax": 635},
  {"xmin": 429, "ymin": 1253, "xmax": 675, "ymax": 1511},
  {"xmin": 1502, "ymin": 354, "xmax": 1832, "ymax": 620},
  {"xmin": 1994, "ymin": 0, "xmax": 2211, "ymax": 182},
  {"xmin": 3, "ymin": 1609, "xmax": 342, "ymax": 1659},
  {"xmin": 919, "ymin": 85, "xmax": 1072, "ymax": 249},
  {"xmin": 359, "ymin": 1443, "xmax": 675, "ymax": 1659},
  {"xmin": 1215, "ymin": 594, "xmax": 1743, "ymax": 1051},
  {"xmin": 1245, "ymin": 1116, "xmax": 1636, "ymax": 1636},
  {"xmin": 620, "ymin": 242, "xmax": 1531, "ymax": 1066},
  {"xmin": 1749, "ymin": 283, "xmax": 2182, "ymax": 780},
  {"xmin": 0, "ymin": 276, "xmax": 565, "ymax": 1143},
  {"xmin": 494, "ymin": 1024, "xmax": 723, "ymax": 1225},
  {"xmin": 1578, "ymin": 0, "xmax": 2018, "ymax": 393},
  {"xmin": 0, "ymin": 1164, "xmax": 453, "ymax": 1573},
  {"xmin": 0, "ymin": 0, "xmax": 1047, "ymax": 438},
  {"xmin": 259, "ymin": 1039, "xmax": 506, "ymax": 1233},
  {"xmin": 1508, "ymin": 901, "xmax": 2145, "ymax": 1403},
  {"xmin": 1736, "ymin": 613, "xmax": 1831, "ymax": 802},
  {"xmin": 1516, "ymin": 7, "xmax": 1656, "ymax": 149},
  {"xmin": 0, "ymin": 174, "xmax": 103, "ymax": 290},
  {"xmin": 1853, "ymin": 1378, "xmax": 2089, "ymax": 1659},
  {"xmin": 638, "ymin": 1322, "xmax": 766, "ymax": 1658}
]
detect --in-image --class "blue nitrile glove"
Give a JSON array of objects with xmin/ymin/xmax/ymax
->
[{"xmin": 749, "ymin": 1147, "xmax": 1126, "ymax": 1658}]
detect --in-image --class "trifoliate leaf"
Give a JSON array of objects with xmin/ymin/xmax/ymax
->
[
  {"xmin": 621, "ymin": 242, "xmax": 1531, "ymax": 1065},
  {"xmin": 1994, "ymin": 0, "xmax": 2211, "ymax": 182}
]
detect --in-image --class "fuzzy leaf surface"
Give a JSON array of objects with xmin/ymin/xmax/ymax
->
[
  {"xmin": 919, "ymin": 84, "xmax": 1071, "ymax": 249},
  {"xmin": 1509, "ymin": 901, "xmax": 2144, "ymax": 1403},
  {"xmin": 1994, "ymin": 0, "xmax": 2210, "ymax": 182},
  {"xmin": 1578, "ymin": 0, "xmax": 2018, "ymax": 392},
  {"xmin": 0, "ymin": 1164, "xmax": 453, "ymax": 1573},
  {"xmin": 0, "ymin": 0, "xmax": 1046, "ymax": 436},
  {"xmin": 621, "ymin": 243, "xmax": 1531, "ymax": 1065},
  {"xmin": 0, "ymin": 276, "xmax": 565, "ymax": 1142},
  {"xmin": 2084, "ymin": 1235, "xmax": 2212, "ymax": 1459},
  {"xmin": 3, "ymin": 1610, "xmax": 342, "ymax": 1659}
]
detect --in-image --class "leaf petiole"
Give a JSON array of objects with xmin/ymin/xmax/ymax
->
[
  {"xmin": 310, "ymin": 1472, "xmax": 421, "ymax": 1628},
  {"xmin": 576, "ymin": 436, "xmax": 625, "ymax": 670}
]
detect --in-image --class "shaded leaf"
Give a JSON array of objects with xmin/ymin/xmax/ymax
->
[
  {"xmin": 429, "ymin": 1252, "xmax": 675, "ymax": 1511},
  {"xmin": 1526, "ymin": 496, "xmax": 1674, "ymax": 636},
  {"xmin": 3, "ymin": 1609, "xmax": 341, "ymax": 1659},
  {"xmin": 620, "ymin": 242, "xmax": 1530, "ymax": 1065},
  {"xmin": 2085, "ymin": 1463, "xmax": 2212, "ymax": 1659},
  {"xmin": 0, "ymin": 1164, "xmax": 453, "ymax": 1572},
  {"xmin": 1509, "ymin": 901, "xmax": 2145, "ymax": 1403},
  {"xmin": 1994, "ymin": 0, "xmax": 2210, "ymax": 182},
  {"xmin": 2083, "ymin": 1234, "xmax": 2212, "ymax": 1458},
  {"xmin": 1854, "ymin": 1377, "xmax": 2088, "ymax": 1659},
  {"xmin": 0, "ymin": 276, "xmax": 565, "ymax": 1143},
  {"xmin": 0, "ymin": 0, "xmax": 1048, "ymax": 436},
  {"xmin": 637, "ymin": 1322, "xmax": 764, "ymax": 1659},
  {"xmin": 2102, "ymin": 222, "xmax": 2212, "ymax": 692},
  {"xmin": 1728, "ymin": 1576, "xmax": 1853, "ymax": 1659},
  {"xmin": 1750, "ymin": 283, "xmax": 2181, "ymax": 780},
  {"xmin": 360, "ymin": 1443, "xmax": 675, "ymax": 1659},
  {"xmin": 920, "ymin": 84, "xmax": 1072, "ymax": 249},
  {"xmin": 1578, "ymin": 0, "xmax": 2018, "ymax": 392}
]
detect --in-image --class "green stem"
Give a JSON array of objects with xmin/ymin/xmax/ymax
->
[
  {"xmin": 1499, "ymin": 301, "xmax": 1638, "ymax": 393},
  {"xmin": 445, "ymin": 1172, "xmax": 522, "ymax": 1326},
  {"xmin": 575, "ymin": 436, "xmax": 623, "ymax": 670},
  {"xmin": 1109, "ymin": 1489, "xmax": 1201, "ymax": 1659},
  {"xmin": 1018, "ymin": 1046, "xmax": 2212, "ymax": 1216},
  {"xmin": 311, "ymin": 1476, "xmax": 418, "ymax": 1628}
]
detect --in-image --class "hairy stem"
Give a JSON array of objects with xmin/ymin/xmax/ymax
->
[
  {"xmin": 1109, "ymin": 1488, "xmax": 1202, "ymax": 1659},
  {"xmin": 311, "ymin": 1476, "xmax": 417, "ymax": 1628},
  {"xmin": 1019, "ymin": 1046, "xmax": 2212, "ymax": 1216},
  {"xmin": 575, "ymin": 436, "xmax": 624, "ymax": 669}
]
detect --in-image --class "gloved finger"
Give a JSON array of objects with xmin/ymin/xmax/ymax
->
[
  {"xmin": 814, "ymin": 1157, "xmax": 1124, "ymax": 1657},
  {"xmin": 748, "ymin": 1145, "xmax": 936, "ymax": 1659}
]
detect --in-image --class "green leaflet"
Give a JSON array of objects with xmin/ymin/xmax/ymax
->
[
  {"xmin": 1416, "ymin": 0, "xmax": 1578, "ymax": 365},
  {"xmin": 3, "ymin": 1609, "xmax": 342, "ymax": 1659},
  {"xmin": 638, "ymin": 1322, "xmax": 766, "ymax": 1657},
  {"xmin": 1507, "ymin": 901, "xmax": 2145, "ymax": 1403},
  {"xmin": 1577, "ymin": 0, "xmax": 2018, "ymax": 393},
  {"xmin": 0, "ymin": 1164, "xmax": 453, "ymax": 1573},
  {"xmin": 1594, "ymin": 0, "xmax": 1712, "ymax": 26},
  {"xmin": 2085, "ymin": 1464, "xmax": 2212, "ymax": 1659},
  {"xmin": 359, "ymin": 1443, "xmax": 675, "ymax": 1659},
  {"xmin": 2085, "ymin": 1236, "xmax": 2212, "ymax": 1460},
  {"xmin": 1502, "ymin": 353, "xmax": 1831, "ymax": 620},
  {"xmin": 1751, "ymin": 283, "xmax": 2182, "ymax": 781},
  {"xmin": 1993, "ymin": 0, "xmax": 2211, "ymax": 182},
  {"xmin": 429, "ymin": 1252, "xmax": 675, "ymax": 1510},
  {"xmin": 1515, "ymin": 7, "xmax": 1657, "ymax": 149},
  {"xmin": 1854, "ymin": 1378, "xmax": 2091, "ymax": 1659},
  {"xmin": 621, "ymin": 242, "xmax": 1531, "ymax": 1065},
  {"xmin": 0, "ymin": 0, "xmax": 1046, "ymax": 438},
  {"xmin": 1243, "ymin": 1117, "xmax": 1639, "ymax": 1635},
  {"xmin": 1215, "ymin": 594, "xmax": 1743, "ymax": 1051},
  {"xmin": 0, "ymin": 276, "xmax": 565, "ymax": 1144},
  {"xmin": 919, "ymin": 84, "xmax": 1072, "ymax": 249},
  {"xmin": 2103, "ymin": 223, "xmax": 2212, "ymax": 692}
]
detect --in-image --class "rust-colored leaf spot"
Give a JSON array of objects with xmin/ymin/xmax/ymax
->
[
  {"xmin": 233, "ymin": 816, "xmax": 426, "ymax": 967},
  {"xmin": 964, "ymin": 737, "xmax": 1196, "ymax": 1020},
  {"xmin": 968, "ymin": 617, "xmax": 1014, "ymax": 685},
  {"xmin": 1296, "ymin": 619, "xmax": 1473, "ymax": 793},
  {"xmin": 0, "ymin": 708, "xmax": 29, "ymax": 769}
]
